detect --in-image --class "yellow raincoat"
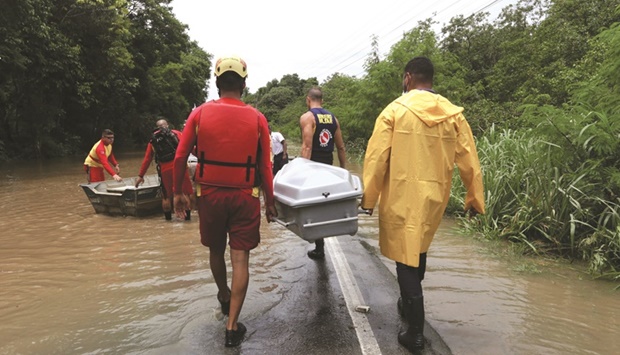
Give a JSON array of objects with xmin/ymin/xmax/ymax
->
[{"xmin": 361, "ymin": 89, "xmax": 485, "ymax": 267}]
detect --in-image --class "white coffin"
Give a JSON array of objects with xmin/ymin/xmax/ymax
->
[{"xmin": 273, "ymin": 158, "xmax": 363, "ymax": 241}]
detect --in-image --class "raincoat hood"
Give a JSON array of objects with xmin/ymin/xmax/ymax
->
[{"xmin": 397, "ymin": 89, "xmax": 464, "ymax": 127}]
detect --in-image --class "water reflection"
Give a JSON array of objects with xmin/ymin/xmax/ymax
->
[
  {"xmin": 416, "ymin": 221, "xmax": 619, "ymax": 355},
  {"xmin": 0, "ymin": 153, "xmax": 618, "ymax": 354}
]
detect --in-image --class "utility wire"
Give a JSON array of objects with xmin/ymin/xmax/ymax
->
[
  {"xmin": 347, "ymin": 0, "xmax": 512, "ymax": 78},
  {"xmin": 295, "ymin": 0, "xmax": 417, "ymax": 77},
  {"xmin": 284, "ymin": 0, "xmax": 513, "ymax": 85},
  {"xmin": 311, "ymin": 0, "xmax": 468, "ymax": 81}
]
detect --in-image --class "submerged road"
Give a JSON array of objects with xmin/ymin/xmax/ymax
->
[{"xmin": 156, "ymin": 233, "xmax": 453, "ymax": 355}]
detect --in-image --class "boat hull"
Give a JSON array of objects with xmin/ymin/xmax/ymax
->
[{"xmin": 80, "ymin": 174, "xmax": 163, "ymax": 217}]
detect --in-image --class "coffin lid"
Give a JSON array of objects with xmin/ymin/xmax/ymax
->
[{"xmin": 273, "ymin": 158, "xmax": 363, "ymax": 207}]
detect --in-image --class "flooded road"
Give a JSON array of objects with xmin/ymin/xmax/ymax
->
[{"xmin": 0, "ymin": 152, "xmax": 618, "ymax": 354}]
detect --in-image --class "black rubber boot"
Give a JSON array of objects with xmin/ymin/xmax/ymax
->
[
  {"xmin": 307, "ymin": 238, "xmax": 325, "ymax": 260},
  {"xmin": 397, "ymin": 297, "xmax": 409, "ymax": 319},
  {"xmin": 164, "ymin": 211, "xmax": 172, "ymax": 220},
  {"xmin": 185, "ymin": 210, "xmax": 191, "ymax": 221},
  {"xmin": 398, "ymin": 296, "xmax": 425, "ymax": 352}
]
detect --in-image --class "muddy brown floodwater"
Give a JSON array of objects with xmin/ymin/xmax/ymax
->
[{"xmin": 0, "ymin": 151, "xmax": 618, "ymax": 354}]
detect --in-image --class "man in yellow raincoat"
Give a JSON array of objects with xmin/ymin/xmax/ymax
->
[{"xmin": 360, "ymin": 57, "xmax": 485, "ymax": 353}]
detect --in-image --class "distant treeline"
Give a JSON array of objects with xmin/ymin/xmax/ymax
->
[{"xmin": 0, "ymin": 0, "xmax": 211, "ymax": 160}]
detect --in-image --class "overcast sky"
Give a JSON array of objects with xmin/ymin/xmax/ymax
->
[{"xmin": 170, "ymin": 0, "xmax": 514, "ymax": 100}]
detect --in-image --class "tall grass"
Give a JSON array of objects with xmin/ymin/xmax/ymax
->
[
  {"xmin": 345, "ymin": 137, "xmax": 368, "ymax": 164},
  {"xmin": 450, "ymin": 125, "xmax": 620, "ymax": 282}
]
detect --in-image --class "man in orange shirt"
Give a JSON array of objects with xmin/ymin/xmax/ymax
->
[{"xmin": 83, "ymin": 129, "xmax": 122, "ymax": 183}]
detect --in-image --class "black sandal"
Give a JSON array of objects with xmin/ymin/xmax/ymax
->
[
  {"xmin": 225, "ymin": 322, "xmax": 247, "ymax": 347},
  {"xmin": 217, "ymin": 289, "xmax": 231, "ymax": 316}
]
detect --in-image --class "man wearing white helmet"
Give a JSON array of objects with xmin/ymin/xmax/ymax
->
[{"xmin": 173, "ymin": 56, "xmax": 277, "ymax": 347}]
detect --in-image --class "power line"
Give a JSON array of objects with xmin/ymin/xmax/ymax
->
[
  {"xmin": 310, "ymin": 0, "xmax": 469, "ymax": 81},
  {"xmin": 472, "ymin": 0, "xmax": 509, "ymax": 14},
  {"xmin": 344, "ymin": 0, "xmax": 513, "ymax": 79},
  {"xmin": 295, "ymin": 0, "xmax": 413, "ymax": 77}
]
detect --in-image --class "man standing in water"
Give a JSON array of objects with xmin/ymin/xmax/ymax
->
[
  {"xmin": 269, "ymin": 125, "xmax": 288, "ymax": 176},
  {"xmin": 135, "ymin": 119, "xmax": 194, "ymax": 221},
  {"xmin": 83, "ymin": 129, "xmax": 122, "ymax": 183},
  {"xmin": 360, "ymin": 57, "xmax": 485, "ymax": 353},
  {"xmin": 172, "ymin": 56, "xmax": 277, "ymax": 347},
  {"xmin": 299, "ymin": 87, "xmax": 347, "ymax": 260}
]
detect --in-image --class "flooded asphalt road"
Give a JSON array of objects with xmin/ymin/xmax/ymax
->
[{"xmin": 145, "ymin": 232, "xmax": 450, "ymax": 355}]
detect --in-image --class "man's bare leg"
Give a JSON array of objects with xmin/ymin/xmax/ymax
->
[
  {"xmin": 227, "ymin": 248, "xmax": 250, "ymax": 330},
  {"xmin": 209, "ymin": 246, "xmax": 230, "ymax": 312}
]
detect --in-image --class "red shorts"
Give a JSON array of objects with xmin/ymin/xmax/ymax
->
[
  {"xmin": 197, "ymin": 188, "xmax": 260, "ymax": 251},
  {"xmin": 85, "ymin": 165, "xmax": 105, "ymax": 183},
  {"xmin": 159, "ymin": 167, "xmax": 193, "ymax": 198}
]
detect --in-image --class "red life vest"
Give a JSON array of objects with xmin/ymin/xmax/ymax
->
[{"xmin": 194, "ymin": 99, "xmax": 261, "ymax": 188}]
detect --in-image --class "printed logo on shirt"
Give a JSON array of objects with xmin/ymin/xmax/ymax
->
[
  {"xmin": 318, "ymin": 129, "xmax": 332, "ymax": 147},
  {"xmin": 317, "ymin": 114, "xmax": 333, "ymax": 124}
]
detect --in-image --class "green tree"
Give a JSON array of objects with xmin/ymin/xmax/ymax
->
[
  {"xmin": 440, "ymin": 12, "xmax": 498, "ymax": 100},
  {"xmin": 321, "ymin": 73, "xmax": 364, "ymax": 142},
  {"xmin": 0, "ymin": 0, "xmax": 135, "ymax": 158},
  {"xmin": 63, "ymin": 0, "xmax": 136, "ymax": 148},
  {"xmin": 258, "ymin": 86, "xmax": 296, "ymax": 123},
  {"xmin": 0, "ymin": 0, "xmax": 210, "ymax": 160},
  {"xmin": 179, "ymin": 42, "xmax": 212, "ymax": 110}
]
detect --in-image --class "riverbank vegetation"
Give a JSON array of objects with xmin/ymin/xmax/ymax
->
[
  {"xmin": 1, "ymin": 0, "xmax": 618, "ymax": 282},
  {"xmin": 0, "ymin": 0, "xmax": 212, "ymax": 160}
]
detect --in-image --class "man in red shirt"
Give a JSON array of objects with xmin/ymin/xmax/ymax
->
[
  {"xmin": 135, "ymin": 119, "xmax": 194, "ymax": 221},
  {"xmin": 173, "ymin": 56, "xmax": 277, "ymax": 347},
  {"xmin": 83, "ymin": 129, "xmax": 122, "ymax": 183}
]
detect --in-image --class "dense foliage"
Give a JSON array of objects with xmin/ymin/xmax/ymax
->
[
  {"xmin": 0, "ymin": 0, "xmax": 211, "ymax": 159},
  {"xmin": 1, "ymin": 0, "xmax": 619, "ymax": 280},
  {"xmin": 248, "ymin": 0, "xmax": 620, "ymax": 280}
]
